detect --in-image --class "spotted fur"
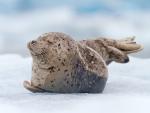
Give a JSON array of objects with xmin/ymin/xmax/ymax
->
[{"xmin": 24, "ymin": 32, "xmax": 143, "ymax": 93}]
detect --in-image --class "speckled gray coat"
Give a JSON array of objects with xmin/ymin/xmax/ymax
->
[{"xmin": 24, "ymin": 32, "xmax": 143, "ymax": 93}]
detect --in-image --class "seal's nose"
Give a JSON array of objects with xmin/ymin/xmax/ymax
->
[{"xmin": 31, "ymin": 40, "xmax": 37, "ymax": 45}]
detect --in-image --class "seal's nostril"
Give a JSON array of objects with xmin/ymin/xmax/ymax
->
[{"xmin": 31, "ymin": 40, "xmax": 37, "ymax": 45}]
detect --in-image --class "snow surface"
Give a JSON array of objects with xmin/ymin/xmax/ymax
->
[{"xmin": 0, "ymin": 54, "xmax": 150, "ymax": 113}]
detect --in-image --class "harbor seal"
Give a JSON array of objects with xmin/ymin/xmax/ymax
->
[{"xmin": 24, "ymin": 32, "xmax": 143, "ymax": 93}]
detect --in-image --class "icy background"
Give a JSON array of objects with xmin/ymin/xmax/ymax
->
[
  {"xmin": 0, "ymin": 0, "xmax": 150, "ymax": 113},
  {"xmin": 0, "ymin": 55, "xmax": 150, "ymax": 113},
  {"xmin": 0, "ymin": 0, "xmax": 150, "ymax": 57}
]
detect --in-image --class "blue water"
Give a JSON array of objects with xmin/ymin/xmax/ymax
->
[{"xmin": 0, "ymin": 0, "xmax": 150, "ymax": 14}]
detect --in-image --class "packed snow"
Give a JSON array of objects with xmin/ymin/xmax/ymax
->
[{"xmin": 0, "ymin": 54, "xmax": 150, "ymax": 113}]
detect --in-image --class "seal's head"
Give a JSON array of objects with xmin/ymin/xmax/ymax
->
[
  {"xmin": 28, "ymin": 32, "xmax": 78, "ymax": 69},
  {"xmin": 28, "ymin": 39, "xmax": 48, "ymax": 56},
  {"xmin": 27, "ymin": 33, "xmax": 57, "ymax": 57},
  {"xmin": 27, "ymin": 34, "xmax": 55, "ymax": 69}
]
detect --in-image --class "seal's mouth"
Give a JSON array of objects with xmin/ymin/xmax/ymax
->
[
  {"xmin": 27, "ymin": 42, "xmax": 32, "ymax": 51},
  {"xmin": 27, "ymin": 42, "xmax": 35, "ymax": 55}
]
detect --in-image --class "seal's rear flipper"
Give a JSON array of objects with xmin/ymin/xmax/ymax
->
[
  {"xmin": 118, "ymin": 36, "xmax": 135, "ymax": 42},
  {"xmin": 116, "ymin": 37, "xmax": 144, "ymax": 54},
  {"xmin": 23, "ymin": 81, "xmax": 45, "ymax": 93}
]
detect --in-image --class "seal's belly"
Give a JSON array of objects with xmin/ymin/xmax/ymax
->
[
  {"xmin": 43, "ymin": 68, "xmax": 107, "ymax": 93},
  {"xmin": 31, "ymin": 59, "xmax": 107, "ymax": 93}
]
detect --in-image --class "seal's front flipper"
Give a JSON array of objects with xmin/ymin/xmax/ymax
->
[
  {"xmin": 23, "ymin": 81, "xmax": 45, "ymax": 93},
  {"xmin": 77, "ymin": 43, "xmax": 108, "ymax": 78},
  {"xmin": 77, "ymin": 43, "xmax": 108, "ymax": 93}
]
